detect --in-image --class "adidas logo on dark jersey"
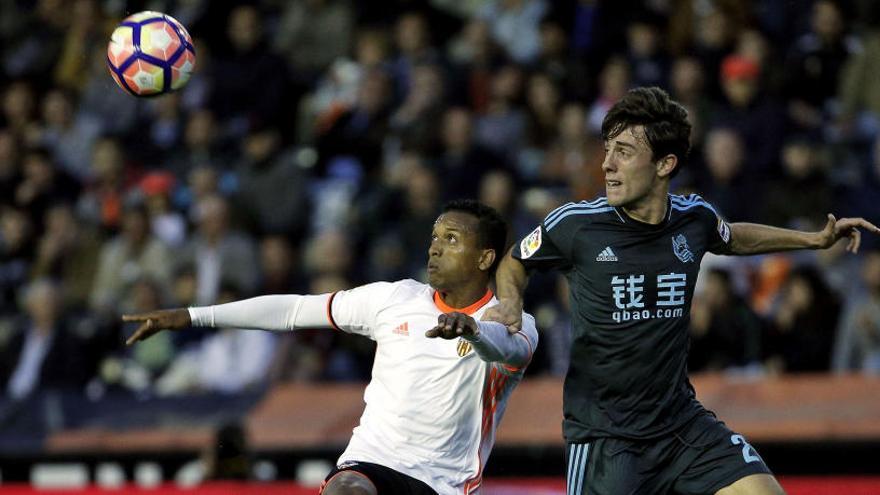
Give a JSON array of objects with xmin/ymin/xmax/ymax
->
[{"xmin": 596, "ymin": 247, "xmax": 618, "ymax": 262}]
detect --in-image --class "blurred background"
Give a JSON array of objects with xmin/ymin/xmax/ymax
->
[{"xmin": 0, "ymin": 0, "xmax": 879, "ymax": 493}]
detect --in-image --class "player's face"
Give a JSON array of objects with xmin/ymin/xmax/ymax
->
[
  {"xmin": 602, "ymin": 125, "xmax": 664, "ymax": 207},
  {"xmin": 427, "ymin": 211, "xmax": 484, "ymax": 290}
]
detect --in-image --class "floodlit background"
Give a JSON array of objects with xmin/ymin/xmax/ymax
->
[{"xmin": 0, "ymin": 0, "xmax": 878, "ymax": 493}]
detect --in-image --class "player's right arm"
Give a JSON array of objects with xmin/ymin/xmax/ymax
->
[
  {"xmin": 486, "ymin": 206, "xmax": 577, "ymax": 333},
  {"xmin": 124, "ymin": 282, "xmax": 394, "ymax": 345},
  {"xmin": 123, "ymin": 294, "xmax": 335, "ymax": 345},
  {"xmin": 484, "ymin": 249, "xmax": 529, "ymax": 332}
]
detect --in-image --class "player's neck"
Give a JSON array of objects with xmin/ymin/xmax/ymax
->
[
  {"xmin": 437, "ymin": 283, "xmax": 490, "ymax": 310},
  {"xmin": 621, "ymin": 189, "xmax": 669, "ymax": 224}
]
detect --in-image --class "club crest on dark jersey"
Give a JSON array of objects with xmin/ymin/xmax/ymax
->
[
  {"xmin": 457, "ymin": 339, "xmax": 472, "ymax": 357},
  {"xmin": 672, "ymin": 234, "xmax": 694, "ymax": 263}
]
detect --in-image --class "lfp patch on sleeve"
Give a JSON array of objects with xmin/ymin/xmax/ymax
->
[
  {"xmin": 520, "ymin": 226, "xmax": 542, "ymax": 259},
  {"xmin": 717, "ymin": 218, "xmax": 731, "ymax": 243}
]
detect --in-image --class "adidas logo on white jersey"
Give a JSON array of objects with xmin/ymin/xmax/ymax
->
[{"xmin": 596, "ymin": 247, "xmax": 618, "ymax": 262}]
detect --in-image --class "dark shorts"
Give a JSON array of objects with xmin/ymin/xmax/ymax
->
[
  {"xmin": 320, "ymin": 460, "xmax": 438, "ymax": 495},
  {"xmin": 565, "ymin": 412, "xmax": 773, "ymax": 495}
]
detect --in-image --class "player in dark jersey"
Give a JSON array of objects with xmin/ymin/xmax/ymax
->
[{"xmin": 485, "ymin": 87, "xmax": 880, "ymax": 495}]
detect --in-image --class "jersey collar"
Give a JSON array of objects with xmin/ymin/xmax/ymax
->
[{"xmin": 433, "ymin": 289, "xmax": 494, "ymax": 315}]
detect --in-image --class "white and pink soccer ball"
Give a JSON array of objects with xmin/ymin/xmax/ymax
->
[{"xmin": 106, "ymin": 11, "xmax": 196, "ymax": 97}]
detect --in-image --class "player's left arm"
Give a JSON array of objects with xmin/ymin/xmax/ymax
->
[
  {"xmin": 727, "ymin": 214, "xmax": 880, "ymax": 255},
  {"xmin": 426, "ymin": 312, "xmax": 537, "ymax": 369}
]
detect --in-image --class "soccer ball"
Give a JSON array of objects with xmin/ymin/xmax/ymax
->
[{"xmin": 106, "ymin": 11, "xmax": 196, "ymax": 97}]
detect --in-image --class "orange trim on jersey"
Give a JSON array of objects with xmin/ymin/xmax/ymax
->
[
  {"xmin": 319, "ymin": 469, "xmax": 377, "ymax": 494},
  {"xmin": 465, "ymin": 366, "xmax": 510, "ymax": 493},
  {"xmin": 432, "ymin": 289, "xmax": 494, "ymax": 315},
  {"xmin": 326, "ymin": 291, "xmax": 341, "ymax": 331}
]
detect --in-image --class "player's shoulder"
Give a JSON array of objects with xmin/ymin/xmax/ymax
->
[
  {"xmin": 668, "ymin": 193, "xmax": 721, "ymax": 219},
  {"xmin": 348, "ymin": 279, "xmax": 426, "ymax": 301},
  {"xmin": 542, "ymin": 197, "xmax": 616, "ymax": 231},
  {"xmin": 384, "ymin": 278, "xmax": 433, "ymax": 301}
]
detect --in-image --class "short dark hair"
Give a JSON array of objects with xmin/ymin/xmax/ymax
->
[
  {"xmin": 441, "ymin": 199, "xmax": 508, "ymax": 274},
  {"xmin": 601, "ymin": 87, "xmax": 691, "ymax": 177}
]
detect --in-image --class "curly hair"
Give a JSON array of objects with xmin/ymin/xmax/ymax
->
[{"xmin": 601, "ymin": 87, "xmax": 692, "ymax": 177}]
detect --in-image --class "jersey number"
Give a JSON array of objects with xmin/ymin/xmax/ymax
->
[{"xmin": 730, "ymin": 434, "xmax": 760, "ymax": 464}]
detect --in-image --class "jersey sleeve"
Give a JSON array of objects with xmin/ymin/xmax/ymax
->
[
  {"xmin": 328, "ymin": 281, "xmax": 396, "ymax": 339},
  {"xmin": 512, "ymin": 203, "xmax": 580, "ymax": 271},
  {"xmin": 699, "ymin": 197, "xmax": 733, "ymax": 255}
]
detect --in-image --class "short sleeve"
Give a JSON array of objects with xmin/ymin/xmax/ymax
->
[
  {"xmin": 702, "ymin": 200, "xmax": 733, "ymax": 255},
  {"xmin": 328, "ymin": 281, "xmax": 396, "ymax": 339},
  {"xmin": 513, "ymin": 203, "xmax": 582, "ymax": 271}
]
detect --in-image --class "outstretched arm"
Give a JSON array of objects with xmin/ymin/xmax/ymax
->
[
  {"xmin": 729, "ymin": 214, "xmax": 880, "ymax": 255},
  {"xmin": 123, "ymin": 294, "xmax": 332, "ymax": 345},
  {"xmin": 482, "ymin": 247, "xmax": 530, "ymax": 332}
]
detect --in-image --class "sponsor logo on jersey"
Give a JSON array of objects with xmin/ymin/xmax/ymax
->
[
  {"xmin": 392, "ymin": 322, "xmax": 409, "ymax": 336},
  {"xmin": 520, "ymin": 226, "xmax": 542, "ymax": 259},
  {"xmin": 672, "ymin": 234, "xmax": 694, "ymax": 263},
  {"xmin": 596, "ymin": 246, "xmax": 618, "ymax": 262},
  {"xmin": 457, "ymin": 338, "xmax": 472, "ymax": 357},
  {"xmin": 717, "ymin": 218, "xmax": 731, "ymax": 243}
]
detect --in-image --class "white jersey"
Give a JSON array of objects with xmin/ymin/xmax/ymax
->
[{"xmin": 328, "ymin": 279, "xmax": 538, "ymax": 495}]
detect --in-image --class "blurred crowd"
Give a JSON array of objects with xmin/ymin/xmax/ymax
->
[{"xmin": 0, "ymin": 0, "xmax": 879, "ymax": 405}]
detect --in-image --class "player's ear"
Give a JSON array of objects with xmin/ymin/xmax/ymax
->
[
  {"xmin": 656, "ymin": 154, "xmax": 677, "ymax": 178},
  {"xmin": 478, "ymin": 249, "xmax": 496, "ymax": 272}
]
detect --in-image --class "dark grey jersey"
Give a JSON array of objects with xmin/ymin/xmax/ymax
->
[{"xmin": 514, "ymin": 194, "xmax": 733, "ymax": 441}]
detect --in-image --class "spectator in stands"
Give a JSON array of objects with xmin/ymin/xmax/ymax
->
[
  {"xmin": 699, "ymin": 127, "xmax": 758, "ymax": 222},
  {"xmin": 761, "ymin": 138, "xmax": 832, "ymax": 229},
  {"xmin": 15, "ymin": 147, "xmax": 79, "ymax": 230},
  {"xmin": 479, "ymin": 0, "xmax": 547, "ymax": 64},
  {"xmin": 712, "ymin": 54, "xmax": 787, "ymax": 176},
  {"xmin": 0, "ymin": 279, "xmax": 91, "ymax": 399},
  {"xmin": 784, "ymin": 0, "xmax": 859, "ymax": 133},
  {"xmin": 475, "ymin": 64, "xmax": 527, "ymax": 160},
  {"xmin": 75, "ymin": 136, "xmax": 126, "ymax": 231},
  {"xmin": 0, "ymin": 129, "xmax": 20, "ymax": 205},
  {"xmin": 390, "ymin": 63, "xmax": 446, "ymax": 153},
  {"xmin": 0, "ymin": 0, "xmax": 66, "ymax": 81},
  {"xmin": 625, "ymin": 14, "xmax": 668, "ymax": 88},
  {"xmin": 541, "ymin": 102, "xmax": 604, "ymax": 200},
  {"xmin": 140, "ymin": 171, "xmax": 186, "ymax": 248},
  {"xmin": 208, "ymin": 5, "xmax": 287, "ymax": 136},
  {"xmin": 0, "ymin": 206, "xmax": 34, "ymax": 314},
  {"xmin": 586, "ymin": 56, "xmax": 631, "ymax": 135},
  {"xmin": 89, "ymin": 202, "xmax": 172, "ymax": 314},
  {"xmin": 31, "ymin": 88, "xmax": 101, "ymax": 181},
  {"xmin": 534, "ymin": 19, "xmax": 591, "ymax": 103},
  {"xmin": 435, "ymin": 106, "xmax": 505, "ymax": 201},
  {"xmin": 258, "ymin": 235, "xmax": 302, "ymax": 296},
  {"xmin": 31, "ymin": 202, "xmax": 101, "ymax": 310},
  {"xmin": 273, "ymin": 0, "xmax": 354, "ymax": 85},
  {"xmin": 314, "ymin": 67, "xmax": 392, "ymax": 177},
  {"xmin": 388, "ymin": 11, "xmax": 439, "ymax": 98},
  {"xmin": 235, "ymin": 127, "xmax": 310, "ymax": 237},
  {"xmin": 833, "ymin": 249, "xmax": 880, "ymax": 373},
  {"xmin": 688, "ymin": 268, "xmax": 764, "ymax": 373},
  {"xmin": 1, "ymin": 81, "xmax": 38, "ymax": 139},
  {"xmin": 766, "ymin": 266, "xmax": 842, "ymax": 372},
  {"xmin": 182, "ymin": 194, "xmax": 258, "ymax": 305}
]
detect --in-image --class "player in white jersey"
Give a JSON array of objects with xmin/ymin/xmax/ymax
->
[{"xmin": 123, "ymin": 199, "xmax": 539, "ymax": 495}]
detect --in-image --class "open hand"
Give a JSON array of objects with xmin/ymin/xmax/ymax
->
[
  {"xmin": 425, "ymin": 312, "xmax": 478, "ymax": 339},
  {"xmin": 122, "ymin": 309, "xmax": 191, "ymax": 346},
  {"xmin": 481, "ymin": 300, "xmax": 523, "ymax": 334},
  {"xmin": 816, "ymin": 214, "xmax": 880, "ymax": 253}
]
